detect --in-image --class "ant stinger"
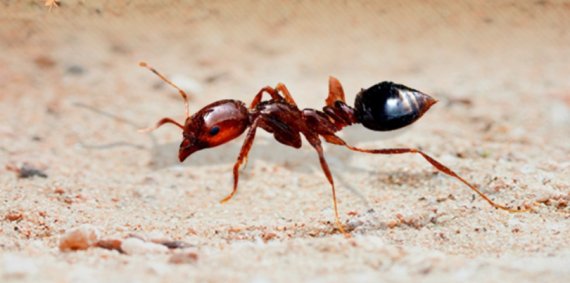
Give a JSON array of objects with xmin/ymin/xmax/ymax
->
[{"xmin": 139, "ymin": 62, "xmax": 530, "ymax": 236}]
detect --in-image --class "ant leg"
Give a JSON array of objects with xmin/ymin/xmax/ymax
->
[
  {"xmin": 220, "ymin": 118, "xmax": 261, "ymax": 203},
  {"xmin": 249, "ymin": 84, "xmax": 298, "ymax": 108},
  {"xmin": 308, "ymin": 139, "xmax": 349, "ymax": 236},
  {"xmin": 249, "ymin": 86, "xmax": 282, "ymax": 109},
  {"xmin": 275, "ymin": 83, "xmax": 298, "ymax": 107},
  {"xmin": 139, "ymin": 62, "xmax": 191, "ymax": 117},
  {"xmin": 138, "ymin": 117, "xmax": 184, "ymax": 133},
  {"xmin": 322, "ymin": 134, "xmax": 531, "ymax": 212}
]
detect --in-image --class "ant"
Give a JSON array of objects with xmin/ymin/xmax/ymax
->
[{"xmin": 139, "ymin": 62, "xmax": 530, "ymax": 235}]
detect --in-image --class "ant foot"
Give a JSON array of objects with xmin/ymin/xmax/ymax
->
[
  {"xmin": 334, "ymin": 220, "xmax": 351, "ymax": 238},
  {"xmin": 219, "ymin": 192, "xmax": 236, "ymax": 204}
]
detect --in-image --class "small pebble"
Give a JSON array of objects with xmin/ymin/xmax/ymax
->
[
  {"xmin": 169, "ymin": 252, "xmax": 198, "ymax": 264},
  {"xmin": 66, "ymin": 65, "xmax": 85, "ymax": 75},
  {"xmin": 261, "ymin": 232, "xmax": 277, "ymax": 243},
  {"xmin": 5, "ymin": 211, "xmax": 23, "ymax": 222},
  {"xmin": 146, "ymin": 230, "xmax": 169, "ymax": 243},
  {"xmin": 6, "ymin": 164, "xmax": 47, "ymax": 179},
  {"xmin": 95, "ymin": 239, "xmax": 123, "ymax": 253},
  {"xmin": 33, "ymin": 56, "xmax": 56, "ymax": 69},
  {"xmin": 121, "ymin": 237, "xmax": 168, "ymax": 255},
  {"xmin": 346, "ymin": 218, "xmax": 364, "ymax": 230},
  {"xmin": 59, "ymin": 225, "xmax": 100, "ymax": 251},
  {"xmin": 158, "ymin": 240, "xmax": 193, "ymax": 249}
]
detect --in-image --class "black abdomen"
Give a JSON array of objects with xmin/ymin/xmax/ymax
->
[{"xmin": 354, "ymin": 82, "xmax": 437, "ymax": 131}]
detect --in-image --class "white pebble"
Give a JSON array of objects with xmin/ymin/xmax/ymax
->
[
  {"xmin": 520, "ymin": 164, "xmax": 535, "ymax": 174},
  {"xmin": 121, "ymin": 237, "xmax": 168, "ymax": 255},
  {"xmin": 59, "ymin": 224, "xmax": 100, "ymax": 251},
  {"xmin": 2, "ymin": 253, "xmax": 37, "ymax": 278},
  {"xmin": 146, "ymin": 230, "xmax": 169, "ymax": 243},
  {"xmin": 550, "ymin": 103, "xmax": 570, "ymax": 124}
]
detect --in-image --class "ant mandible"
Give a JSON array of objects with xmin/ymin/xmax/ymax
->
[{"xmin": 139, "ymin": 62, "xmax": 528, "ymax": 235}]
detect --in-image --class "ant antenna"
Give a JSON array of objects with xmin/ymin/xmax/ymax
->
[{"xmin": 139, "ymin": 61, "xmax": 191, "ymax": 117}]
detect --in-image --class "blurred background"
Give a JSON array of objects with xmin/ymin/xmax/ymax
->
[
  {"xmin": 0, "ymin": 0, "xmax": 568, "ymax": 183},
  {"xmin": 2, "ymin": 1, "xmax": 569, "ymax": 132},
  {"xmin": 1, "ymin": 0, "xmax": 568, "ymax": 165}
]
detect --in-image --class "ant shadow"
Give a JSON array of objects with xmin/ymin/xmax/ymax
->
[
  {"xmin": 76, "ymin": 103, "xmax": 437, "ymax": 209},
  {"xmin": 145, "ymin": 134, "xmax": 440, "ymax": 214},
  {"xmin": 145, "ymin": 121, "xmax": 412, "ymax": 168},
  {"xmin": 145, "ymin": 135, "xmax": 374, "ymax": 207}
]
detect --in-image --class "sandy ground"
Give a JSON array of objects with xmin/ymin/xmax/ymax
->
[{"xmin": 1, "ymin": 1, "xmax": 569, "ymax": 282}]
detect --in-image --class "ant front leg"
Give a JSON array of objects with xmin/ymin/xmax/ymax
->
[
  {"xmin": 322, "ymin": 134, "xmax": 532, "ymax": 212},
  {"xmin": 220, "ymin": 118, "xmax": 261, "ymax": 204}
]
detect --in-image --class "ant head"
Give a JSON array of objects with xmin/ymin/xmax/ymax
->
[
  {"xmin": 139, "ymin": 62, "xmax": 250, "ymax": 162},
  {"xmin": 179, "ymin": 100, "xmax": 249, "ymax": 162},
  {"xmin": 354, "ymin": 82, "xmax": 437, "ymax": 131}
]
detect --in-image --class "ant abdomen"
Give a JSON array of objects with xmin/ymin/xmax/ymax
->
[{"xmin": 354, "ymin": 82, "xmax": 437, "ymax": 131}]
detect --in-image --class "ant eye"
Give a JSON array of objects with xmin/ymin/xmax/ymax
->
[{"xmin": 209, "ymin": 126, "xmax": 220, "ymax": 136}]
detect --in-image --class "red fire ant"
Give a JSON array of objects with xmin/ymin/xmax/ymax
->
[{"xmin": 139, "ymin": 62, "xmax": 529, "ymax": 235}]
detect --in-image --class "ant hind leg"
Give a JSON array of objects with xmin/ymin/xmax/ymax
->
[
  {"xmin": 249, "ymin": 83, "xmax": 298, "ymax": 109},
  {"xmin": 249, "ymin": 86, "xmax": 282, "ymax": 109},
  {"xmin": 322, "ymin": 134, "xmax": 532, "ymax": 213},
  {"xmin": 308, "ymin": 138, "xmax": 349, "ymax": 237},
  {"xmin": 275, "ymin": 83, "xmax": 298, "ymax": 107}
]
